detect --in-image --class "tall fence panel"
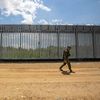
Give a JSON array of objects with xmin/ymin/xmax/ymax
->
[
  {"xmin": 40, "ymin": 33, "xmax": 58, "ymax": 59},
  {"xmin": 95, "ymin": 33, "xmax": 100, "ymax": 58},
  {"xmin": 0, "ymin": 25, "xmax": 100, "ymax": 60},
  {"xmin": 77, "ymin": 33, "xmax": 93, "ymax": 58}
]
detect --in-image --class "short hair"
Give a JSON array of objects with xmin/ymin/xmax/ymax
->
[{"xmin": 67, "ymin": 46, "xmax": 71, "ymax": 49}]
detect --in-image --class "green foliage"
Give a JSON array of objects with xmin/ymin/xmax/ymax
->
[
  {"xmin": 0, "ymin": 46, "xmax": 59, "ymax": 59},
  {"xmin": 0, "ymin": 45, "xmax": 76, "ymax": 59}
]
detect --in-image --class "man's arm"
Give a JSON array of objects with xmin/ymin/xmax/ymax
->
[{"xmin": 66, "ymin": 50, "xmax": 71, "ymax": 57}]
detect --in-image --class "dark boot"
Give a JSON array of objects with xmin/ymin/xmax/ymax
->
[{"xmin": 67, "ymin": 61, "xmax": 75, "ymax": 73}]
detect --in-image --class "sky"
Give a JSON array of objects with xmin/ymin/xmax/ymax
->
[{"xmin": 0, "ymin": 0, "xmax": 100, "ymax": 25}]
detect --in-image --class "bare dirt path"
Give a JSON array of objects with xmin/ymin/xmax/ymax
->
[{"xmin": 0, "ymin": 62, "xmax": 100, "ymax": 100}]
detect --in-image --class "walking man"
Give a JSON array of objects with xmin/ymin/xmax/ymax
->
[{"xmin": 59, "ymin": 46, "xmax": 74, "ymax": 73}]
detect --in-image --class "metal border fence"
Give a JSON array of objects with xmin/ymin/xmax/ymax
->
[{"xmin": 0, "ymin": 25, "xmax": 100, "ymax": 61}]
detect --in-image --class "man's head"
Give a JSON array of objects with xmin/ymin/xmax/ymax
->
[
  {"xmin": 67, "ymin": 46, "xmax": 71, "ymax": 50},
  {"xmin": 64, "ymin": 46, "xmax": 71, "ymax": 51}
]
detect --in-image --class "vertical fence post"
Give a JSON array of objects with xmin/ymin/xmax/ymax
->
[
  {"xmin": 19, "ymin": 32, "xmax": 21, "ymax": 59},
  {"xmin": 92, "ymin": 26, "xmax": 95, "ymax": 59},
  {"xmin": 38, "ymin": 31, "xmax": 41, "ymax": 58},
  {"xmin": 0, "ymin": 33, "xmax": 2, "ymax": 59},
  {"xmin": 57, "ymin": 26, "xmax": 60, "ymax": 58},
  {"xmin": 75, "ymin": 26, "xmax": 78, "ymax": 59}
]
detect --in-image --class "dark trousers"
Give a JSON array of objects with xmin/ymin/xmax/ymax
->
[{"xmin": 60, "ymin": 59, "xmax": 72, "ymax": 71}]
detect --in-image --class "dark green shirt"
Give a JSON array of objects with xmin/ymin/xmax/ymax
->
[{"xmin": 63, "ymin": 49, "xmax": 70, "ymax": 60}]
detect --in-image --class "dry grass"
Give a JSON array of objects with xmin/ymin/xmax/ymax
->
[{"xmin": 0, "ymin": 62, "xmax": 100, "ymax": 100}]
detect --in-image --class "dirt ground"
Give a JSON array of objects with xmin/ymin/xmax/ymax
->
[{"xmin": 0, "ymin": 62, "xmax": 100, "ymax": 100}]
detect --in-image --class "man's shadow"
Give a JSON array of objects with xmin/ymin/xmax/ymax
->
[{"xmin": 61, "ymin": 71, "xmax": 70, "ymax": 75}]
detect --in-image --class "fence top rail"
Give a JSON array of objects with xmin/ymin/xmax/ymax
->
[{"xmin": 0, "ymin": 25, "xmax": 100, "ymax": 33}]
